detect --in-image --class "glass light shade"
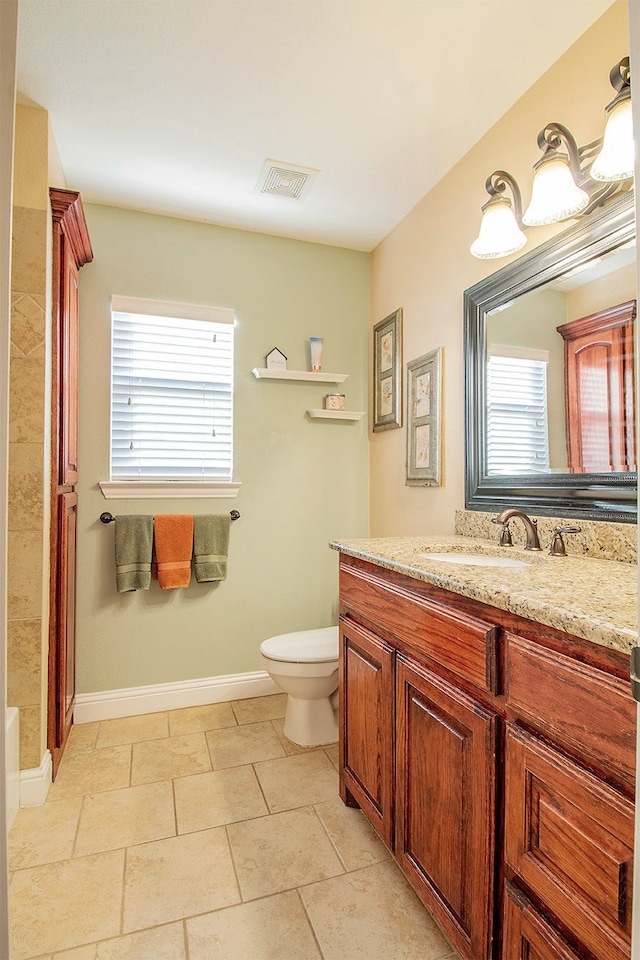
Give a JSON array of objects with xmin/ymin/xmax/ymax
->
[
  {"xmin": 522, "ymin": 155, "xmax": 589, "ymax": 226},
  {"xmin": 590, "ymin": 97, "xmax": 634, "ymax": 181},
  {"xmin": 470, "ymin": 198, "xmax": 527, "ymax": 259}
]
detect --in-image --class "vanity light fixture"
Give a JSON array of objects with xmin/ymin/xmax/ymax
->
[
  {"xmin": 470, "ymin": 171, "xmax": 527, "ymax": 259},
  {"xmin": 471, "ymin": 57, "xmax": 633, "ymax": 260},
  {"xmin": 591, "ymin": 57, "xmax": 633, "ymax": 181},
  {"xmin": 521, "ymin": 123, "xmax": 590, "ymax": 226}
]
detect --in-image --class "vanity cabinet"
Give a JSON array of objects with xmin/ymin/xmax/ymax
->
[
  {"xmin": 339, "ymin": 556, "xmax": 501, "ymax": 960},
  {"xmin": 337, "ymin": 552, "xmax": 635, "ymax": 960}
]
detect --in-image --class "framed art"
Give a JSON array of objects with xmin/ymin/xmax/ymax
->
[
  {"xmin": 373, "ymin": 308, "xmax": 402, "ymax": 431},
  {"xmin": 406, "ymin": 347, "xmax": 442, "ymax": 485}
]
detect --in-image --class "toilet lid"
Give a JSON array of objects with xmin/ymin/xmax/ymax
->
[{"xmin": 260, "ymin": 626, "xmax": 339, "ymax": 663}]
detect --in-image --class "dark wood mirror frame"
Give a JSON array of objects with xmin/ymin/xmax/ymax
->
[{"xmin": 464, "ymin": 191, "xmax": 637, "ymax": 523}]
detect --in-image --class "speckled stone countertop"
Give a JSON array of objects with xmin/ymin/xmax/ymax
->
[{"xmin": 330, "ymin": 536, "xmax": 637, "ymax": 656}]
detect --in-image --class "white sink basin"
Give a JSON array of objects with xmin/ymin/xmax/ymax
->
[{"xmin": 420, "ymin": 552, "xmax": 529, "ymax": 569}]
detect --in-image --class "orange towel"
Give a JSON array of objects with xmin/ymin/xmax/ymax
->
[{"xmin": 152, "ymin": 515, "xmax": 194, "ymax": 589}]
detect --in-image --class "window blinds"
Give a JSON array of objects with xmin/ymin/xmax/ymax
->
[
  {"xmin": 110, "ymin": 300, "xmax": 234, "ymax": 481},
  {"xmin": 486, "ymin": 354, "xmax": 550, "ymax": 475}
]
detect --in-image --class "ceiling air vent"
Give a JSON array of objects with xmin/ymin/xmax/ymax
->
[{"xmin": 256, "ymin": 159, "xmax": 320, "ymax": 201}]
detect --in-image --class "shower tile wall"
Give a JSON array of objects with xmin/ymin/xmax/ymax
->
[{"xmin": 8, "ymin": 205, "xmax": 49, "ymax": 770}]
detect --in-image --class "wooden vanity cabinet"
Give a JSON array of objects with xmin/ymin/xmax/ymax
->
[
  {"xmin": 338, "ymin": 553, "xmax": 635, "ymax": 960},
  {"xmin": 339, "ymin": 556, "xmax": 501, "ymax": 960}
]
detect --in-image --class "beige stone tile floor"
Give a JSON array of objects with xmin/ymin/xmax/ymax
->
[{"xmin": 8, "ymin": 694, "xmax": 461, "ymax": 960}]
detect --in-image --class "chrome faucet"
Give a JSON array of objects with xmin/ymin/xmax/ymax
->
[{"xmin": 493, "ymin": 508, "xmax": 542, "ymax": 551}]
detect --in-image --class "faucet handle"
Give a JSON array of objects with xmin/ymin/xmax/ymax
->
[
  {"xmin": 491, "ymin": 517, "xmax": 513, "ymax": 546},
  {"xmin": 549, "ymin": 525, "xmax": 582, "ymax": 556}
]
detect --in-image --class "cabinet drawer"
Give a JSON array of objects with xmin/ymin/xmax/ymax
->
[
  {"xmin": 505, "ymin": 631, "xmax": 635, "ymax": 790},
  {"xmin": 340, "ymin": 562, "xmax": 499, "ymax": 694},
  {"xmin": 505, "ymin": 723, "xmax": 633, "ymax": 960}
]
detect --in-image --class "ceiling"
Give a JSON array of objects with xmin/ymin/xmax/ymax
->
[{"xmin": 16, "ymin": 0, "xmax": 616, "ymax": 252}]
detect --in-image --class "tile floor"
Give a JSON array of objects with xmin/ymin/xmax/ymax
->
[{"xmin": 8, "ymin": 694, "xmax": 461, "ymax": 960}]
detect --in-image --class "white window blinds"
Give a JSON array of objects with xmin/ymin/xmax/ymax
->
[
  {"xmin": 486, "ymin": 349, "xmax": 550, "ymax": 475},
  {"xmin": 110, "ymin": 297, "xmax": 234, "ymax": 481}
]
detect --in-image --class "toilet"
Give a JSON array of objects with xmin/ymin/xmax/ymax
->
[{"xmin": 260, "ymin": 626, "xmax": 339, "ymax": 747}]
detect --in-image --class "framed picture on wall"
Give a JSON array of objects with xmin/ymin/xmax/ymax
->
[
  {"xmin": 406, "ymin": 347, "xmax": 442, "ymax": 485},
  {"xmin": 373, "ymin": 308, "xmax": 402, "ymax": 431}
]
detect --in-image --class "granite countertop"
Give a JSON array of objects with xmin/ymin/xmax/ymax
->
[{"xmin": 330, "ymin": 535, "xmax": 638, "ymax": 656}]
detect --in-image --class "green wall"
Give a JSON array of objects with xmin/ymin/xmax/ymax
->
[{"xmin": 76, "ymin": 204, "xmax": 370, "ymax": 693}]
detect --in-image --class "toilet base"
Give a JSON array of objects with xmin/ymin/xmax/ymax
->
[{"xmin": 283, "ymin": 694, "xmax": 338, "ymax": 747}]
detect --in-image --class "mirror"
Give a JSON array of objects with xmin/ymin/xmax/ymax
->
[{"xmin": 464, "ymin": 191, "xmax": 637, "ymax": 523}]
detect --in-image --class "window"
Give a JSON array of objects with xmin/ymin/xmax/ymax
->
[
  {"xmin": 109, "ymin": 296, "xmax": 234, "ymax": 484},
  {"xmin": 486, "ymin": 345, "xmax": 550, "ymax": 475}
]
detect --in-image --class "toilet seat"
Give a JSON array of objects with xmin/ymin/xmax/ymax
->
[{"xmin": 260, "ymin": 626, "xmax": 338, "ymax": 664}]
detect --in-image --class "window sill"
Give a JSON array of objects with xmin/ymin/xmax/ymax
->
[{"xmin": 99, "ymin": 481, "xmax": 241, "ymax": 500}]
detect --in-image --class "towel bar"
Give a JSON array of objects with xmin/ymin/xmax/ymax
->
[{"xmin": 100, "ymin": 510, "xmax": 241, "ymax": 524}]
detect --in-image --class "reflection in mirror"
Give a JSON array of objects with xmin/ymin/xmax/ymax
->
[
  {"xmin": 485, "ymin": 240, "xmax": 636, "ymax": 475},
  {"xmin": 464, "ymin": 192, "xmax": 637, "ymax": 522}
]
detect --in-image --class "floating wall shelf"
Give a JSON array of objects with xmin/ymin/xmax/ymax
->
[
  {"xmin": 251, "ymin": 368, "xmax": 348, "ymax": 384},
  {"xmin": 306, "ymin": 409, "xmax": 365, "ymax": 421}
]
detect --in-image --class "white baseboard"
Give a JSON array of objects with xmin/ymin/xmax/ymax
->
[
  {"xmin": 74, "ymin": 670, "xmax": 280, "ymax": 724},
  {"xmin": 19, "ymin": 750, "xmax": 52, "ymax": 807}
]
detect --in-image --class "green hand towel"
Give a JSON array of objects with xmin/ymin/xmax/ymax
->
[
  {"xmin": 194, "ymin": 515, "xmax": 231, "ymax": 582},
  {"xmin": 114, "ymin": 515, "xmax": 154, "ymax": 592}
]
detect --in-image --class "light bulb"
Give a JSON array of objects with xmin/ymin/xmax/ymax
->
[
  {"xmin": 523, "ymin": 154, "xmax": 589, "ymax": 226},
  {"xmin": 591, "ymin": 97, "xmax": 634, "ymax": 181},
  {"xmin": 470, "ymin": 198, "xmax": 527, "ymax": 259}
]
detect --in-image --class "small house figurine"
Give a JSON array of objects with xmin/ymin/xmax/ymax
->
[{"xmin": 266, "ymin": 347, "xmax": 287, "ymax": 371}]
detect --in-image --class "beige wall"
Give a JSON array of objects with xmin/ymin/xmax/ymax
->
[
  {"xmin": 76, "ymin": 204, "xmax": 369, "ymax": 694},
  {"xmin": 566, "ymin": 261, "xmax": 636, "ymax": 320},
  {"xmin": 369, "ymin": 1, "xmax": 630, "ymax": 536}
]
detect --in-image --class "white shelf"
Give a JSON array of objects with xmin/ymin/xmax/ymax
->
[
  {"xmin": 306, "ymin": 409, "xmax": 365, "ymax": 421},
  {"xmin": 252, "ymin": 368, "xmax": 348, "ymax": 383}
]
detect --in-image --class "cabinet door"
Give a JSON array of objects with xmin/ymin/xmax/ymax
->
[
  {"xmin": 505, "ymin": 722, "xmax": 633, "ymax": 960},
  {"xmin": 339, "ymin": 617, "xmax": 394, "ymax": 847},
  {"xmin": 50, "ymin": 491, "xmax": 77, "ymax": 766},
  {"xmin": 557, "ymin": 300, "xmax": 636, "ymax": 473},
  {"xmin": 503, "ymin": 882, "xmax": 585, "ymax": 960},
  {"xmin": 395, "ymin": 655, "xmax": 497, "ymax": 960}
]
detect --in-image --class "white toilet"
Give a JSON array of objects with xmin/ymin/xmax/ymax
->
[{"xmin": 260, "ymin": 626, "xmax": 339, "ymax": 747}]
